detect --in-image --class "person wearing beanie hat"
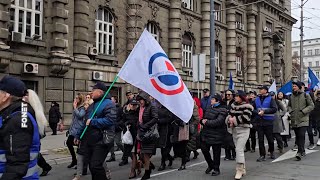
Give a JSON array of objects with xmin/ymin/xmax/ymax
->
[
  {"xmin": 253, "ymin": 84, "xmax": 278, "ymax": 162},
  {"xmin": 200, "ymin": 93, "xmax": 228, "ymax": 176},
  {"xmin": 0, "ymin": 75, "xmax": 42, "ymax": 179},
  {"xmin": 289, "ymin": 80, "xmax": 315, "ymax": 160},
  {"xmin": 226, "ymin": 90, "xmax": 254, "ymax": 180}
]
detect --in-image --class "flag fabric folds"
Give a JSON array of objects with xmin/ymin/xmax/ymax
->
[
  {"xmin": 308, "ymin": 67, "xmax": 320, "ymax": 90},
  {"xmin": 118, "ymin": 29, "xmax": 194, "ymax": 123},
  {"xmin": 278, "ymin": 81, "xmax": 292, "ymax": 95},
  {"xmin": 269, "ymin": 80, "xmax": 277, "ymax": 94},
  {"xmin": 228, "ymin": 72, "xmax": 234, "ymax": 90}
]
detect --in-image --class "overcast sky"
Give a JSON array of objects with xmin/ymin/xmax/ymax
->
[{"xmin": 291, "ymin": 0, "xmax": 320, "ymax": 41}]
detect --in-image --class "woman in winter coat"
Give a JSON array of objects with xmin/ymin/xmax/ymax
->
[
  {"xmin": 67, "ymin": 93, "xmax": 86, "ymax": 169},
  {"xmin": 223, "ymin": 90, "xmax": 236, "ymax": 160},
  {"xmin": 200, "ymin": 94, "xmax": 228, "ymax": 176},
  {"xmin": 157, "ymin": 103, "xmax": 175, "ymax": 171},
  {"xmin": 270, "ymin": 92, "xmax": 285, "ymax": 153},
  {"xmin": 277, "ymin": 92, "xmax": 290, "ymax": 147},
  {"xmin": 49, "ymin": 101, "xmax": 62, "ymax": 135},
  {"xmin": 136, "ymin": 91, "xmax": 159, "ymax": 180},
  {"xmin": 312, "ymin": 89, "xmax": 320, "ymax": 146},
  {"xmin": 122, "ymin": 99, "xmax": 140, "ymax": 179},
  {"xmin": 226, "ymin": 90, "xmax": 254, "ymax": 180},
  {"xmin": 186, "ymin": 101, "xmax": 200, "ymax": 162}
]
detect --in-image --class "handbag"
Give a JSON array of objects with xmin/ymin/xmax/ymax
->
[
  {"xmin": 102, "ymin": 129, "xmax": 115, "ymax": 145},
  {"xmin": 139, "ymin": 124, "xmax": 159, "ymax": 143},
  {"xmin": 178, "ymin": 124, "xmax": 189, "ymax": 141}
]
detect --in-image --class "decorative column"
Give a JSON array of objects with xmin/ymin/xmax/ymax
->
[
  {"xmin": 273, "ymin": 39, "xmax": 283, "ymax": 84},
  {"xmin": 262, "ymin": 34, "xmax": 272, "ymax": 83},
  {"xmin": 0, "ymin": 0, "xmax": 10, "ymax": 49},
  {"xmin": 169, "ymin": 0, "xmax": 182, "ymax": 70},
  {"xmin": 49, "ymin": 0, "xmax": 71, "ymax": 75},
  {"xmin": 226, "ymin": 2, "xmax": 237, "ymax": 78},
  {"xmin": 247, "ymin": 12, "xmax": 257, "ymax": 83},
  {"xmin": 127, "ymin": 0, "xmax": 142, "ymax": 53},
  {"xmin": 73, "ymin": 0, "xmax": 90, "ymax": 60},
  {"xmin": 201, "ymin": 0, "xmax": 210, "ymax": 77}
]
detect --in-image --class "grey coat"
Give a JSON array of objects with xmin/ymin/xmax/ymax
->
[
  {"xmin": 69, "ymin": 106, "xmax": 86, "ymax": 138},
  {"xmin": 273, "ymin": 100, "xmax": 285, "ymax": 134}
]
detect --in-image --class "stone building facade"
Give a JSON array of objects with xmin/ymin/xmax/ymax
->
[{"xmin": 0, "ymin": 0, "xmax": 296, "ymax": 123}]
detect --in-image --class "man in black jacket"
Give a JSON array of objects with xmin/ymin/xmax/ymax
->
[
  {"xmin": 0, "ymin": 76, "xmax": 40, "ymax": 180},
  {"xmin": 253, "ymin": 85, "xmax": 278, "ymax": 162}
]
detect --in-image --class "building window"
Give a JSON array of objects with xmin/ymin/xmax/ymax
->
[
  {"xmin": 303, "ymin": 50, "xmax": 306, "ymax": 55},
  {"xmin": 308, "ymin": 50, "xmax": 312, "ymax": 56},
  {"xmin": 10, "ymin": 0, "xmax": 43, "ymax": 38},
  {"xmin": 182, "ymin": 33, "xmax": 193, "ymax": 68},
  {"xmin": 315, "ymin": 49, "xmax": 320, "ymax": 55},
  {"xmin": 316, "ymin": 71, "xmax": 320, "ymax": 78},
  {"xmin": 235, "ymin": 12, "xmax": 244, "ymax": 30},
  {"xmin": 236, "ymin": 47, "xmax": 243, "ymax": 75},
  {"xmin": 279, "ymin": 0, "xmax": 284, "ymax": 7},
  {"xmin": 293, "ymin": 51, "xmax": 298, "ymax": 56},
  {"xmin": 317, "ymin": 61, "xmax": 320, "ymax": 66},
  {"xmin": 146, "ymin": 22, "xmax": 159, "ymax": 42},
  {"xmin": 215, "ymin": 41, "xmax": 221, "ymax": 72},
  {"xmin": 22, "ymin": 80, "xmax": 38, "ymax": 93},
  {"xmin": 309, "ymin": 62, "xmax": 312, "ymax": 67},
  {"xmin": 214, "ymin": 3, "xmax": 221, "ymax": 22},
  {"xmin": 182, "ymin": 0, "xmax": 194, "ymax": 11},
  {"xmin": 265, "ymin": 21, "xmax": 273, "ymax": 32},
  {"xmin": 95, "ymin": 8, "xmax": 115, "ymax": 55}
]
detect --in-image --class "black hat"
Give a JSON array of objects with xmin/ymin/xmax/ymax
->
[
  {"xmin": 128, "ymin": 98, "xmax": 139, "ymax": 105},
  {"xmin": 301, "ymin": 82, "xmax": 306, "ymax": 87},
  {"xmin": 292, "ymin": 81, "xmax": 302, "ymax": 89},
  {"xmin": 258, "ymin": 85, "xmax": 269, "ymax": 92},
  {"xmin": 211, "ymin": 93, "xmax": 222, "ymax": 102},
  {"xmin": 126, "ymin": 90, "xmax": 133, "ymax": 96},
  {"xmin": 92, "ymin": 82, "xmax": 108, "ymax": 92},
  {"xmin": 269, "ymin": 91, "xmax": 276, "ymax": 96},
  {"xmin": 203, "ymin": 88, "xmax": 210, "ymax": 93},
  {"xmin": 235, "ymin": 90, "xmax": 247, "ymax": 102},
  {"xmin": 0, "ymin": 75, "xmax": 27, "ymax": 97}
]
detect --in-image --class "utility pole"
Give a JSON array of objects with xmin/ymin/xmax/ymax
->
[
  {"xmin": 300, "ymin": 0, "xmax": 309, "ymax": 81},
  {"xmin": 210, "ymin": 0, "xmax": 216, "ymax": 94}
]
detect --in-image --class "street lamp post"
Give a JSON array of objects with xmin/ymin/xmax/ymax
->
[{"xmin": 210, "ymin": 0, "xmax": 216, "ymax": 94}]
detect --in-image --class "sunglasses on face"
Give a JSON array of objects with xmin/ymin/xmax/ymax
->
[{"xmin": 226, "ymin": 94, "xmax": 232, "ymax": 96}]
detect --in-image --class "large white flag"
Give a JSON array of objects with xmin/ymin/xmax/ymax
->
[
  {"xmin": 118, "ymin": 29, "xmax": 194, "ymax": 122},
  {"xmin": 269, "ymin": 80, "xmax": 277, "ymax": 94}
]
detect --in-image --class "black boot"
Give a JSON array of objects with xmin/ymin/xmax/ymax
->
[
  {"xmin": 150, "ymin": 162, "xmax": 155, "ymax": 170},
  {"xmin": 106, "ymin": 156, "xmax": 116, "ymax": 162},
  {"xmin": 67, "ymin": 160, "xmax": 77, "ymax": 168},
  {"xmin": 193, "ymin": 151, "xmax": 199, "ymax": 159},
  {"xmin": 178, "ymin": 164, "xmax": 186, "ymax": 171},
  {"xmin": 40, "ymin": 166, "xmax": 52, "ymax": 176},
  {"xmin": 141, "ymin": 169, "xmax": 151, "ymax": 180},
  {"xmin": 168, "ymin": 156, "xmax": 174, "ymax": 167}
]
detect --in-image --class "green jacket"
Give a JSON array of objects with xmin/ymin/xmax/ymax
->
[{"xmin": 288, "ymin": 92, "xmax": 314, "ymax": 127}]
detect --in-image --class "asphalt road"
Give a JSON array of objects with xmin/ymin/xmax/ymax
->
[{"xmin": 40, "ymin": 138, "xmax": 320, "ymax": 180}]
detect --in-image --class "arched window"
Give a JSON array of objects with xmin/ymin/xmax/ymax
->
[
  {"xmin": 95, "ymin": 8, "xmax": 114, "ymax": 55},
  {"xmin": 182, "ymin": 33, "xmax": 193, "ymax": 68},
  {"xmin": 146, "ymin": 22, "xmax": 159, "ymax": 42}
]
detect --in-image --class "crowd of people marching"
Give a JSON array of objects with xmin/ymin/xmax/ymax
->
[
  {"xmin": 40, "ymin": 80, "xmax": 319, "ymax": 180},
  {"xmin": 0, "ymin": 75, "xmax": 320, "ymax": 180}
]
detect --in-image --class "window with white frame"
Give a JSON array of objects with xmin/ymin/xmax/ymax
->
[
  {"xmin": 182, "ymin": 34, "xmax": 193, "ymax": 68},
  {"xmin": 315, "ymin": 49, "xmax": 320, "ymax": 55},
  {"xmin": 236, "ymin": 47, "xmax": 242, "ymax": 75},
  {"xmin": 182, "ymin": 0, "xmax": 194, "ymax": 11},
  {"xmin": 214, "ymin": 3, "xmax": 222, "ymax": 22},
  {"xmin": 235, "ymin": 12, "xmax": 244, "ymax": 30},
  {"xmin": 308, "ymin": 62, "xmax": 312, "ymax": 67},
  {"xmin": 9, "ymin": 0, "xmax": 43, "ymax": 38},
  {"xmin": 317, "ymin": 61, "xmax": 319, "ymax": 66},
  {"xmin": 316, "ymin": 71, "xmax": 320, "ymax": 78},
  {"xmin": 308, "ymin": 50, "xmax": 312, "ymax": 56},
  {"xmin": 146, "ymin": 22, "xmax": 159, "ymax": 42},
  {"xmin": 95, "ymin": 8, "xmax": 115, "ymax": 55},
  {"xmin": 215, "ymin": 41, "xmax": 221, "ymax": 72}
]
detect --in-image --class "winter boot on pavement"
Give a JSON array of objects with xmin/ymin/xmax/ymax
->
[
  {"xmin": 141, "ymin": 169, "xmax": 151, "ymax": 180},
  {"xmin": 235, "ymin": 163, "xmax": 245, "ymax": 180}
]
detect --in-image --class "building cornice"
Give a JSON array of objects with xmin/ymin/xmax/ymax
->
[
  {"xmin": 259, "ymin": 1, "xmax": 297, "ymax": 25},
  {"xmin": 147, "ymin": 0, "xmax": 170, "ymax": 8}
]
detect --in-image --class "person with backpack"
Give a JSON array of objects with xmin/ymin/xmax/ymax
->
[
  {"xmin": 288, "ymin": 81, "xmax": 314, "ymax": 160},
  {"xmin": 0, "ymin": 76, "xmax": 42, "ymax": 180}
]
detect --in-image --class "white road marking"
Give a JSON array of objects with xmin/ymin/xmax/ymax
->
[{"xmin": 272, "ymin": 149, "xmax": 319, "ymax": 163}]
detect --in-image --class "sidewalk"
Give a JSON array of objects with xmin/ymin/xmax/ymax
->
[{"xmin": 41, "ymin": 130, "xmax": 123, "ymax": 165}]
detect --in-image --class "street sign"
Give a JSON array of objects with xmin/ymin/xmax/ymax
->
[{"xmin": 192, "ymin": 54, "xmax": 206, "ymax": 82}]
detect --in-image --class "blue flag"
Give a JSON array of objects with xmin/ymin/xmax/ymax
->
[
  {"xmin": 308, "ymin": 67, "xmax": 320, "ymax": 90},
  {"xmin": 279, "ymin": 81, "xmax": 292, "ymax": 95},
  {"xmin": 229, "ymin": 72, "xmax": 234, "ymax": 90}
]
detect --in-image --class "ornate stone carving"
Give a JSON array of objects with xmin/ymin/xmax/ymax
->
[
  {"xmin": 215, "ymin": 27, "xmax": 221, "ymax": 39},
  {"xmin": 148, "ymin": 2, "xmax": 159, "ymax": 20},
  {"xmin": 185, "ymin": 16, "xmax": 194, "ymax": 30},
  {"xmin": 236, "ymin": 34, "xmax": 243, "ymax": 46},
  {"xmin": 105, "ymin": 0, "xmax": 111, "ymax": 6}
]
